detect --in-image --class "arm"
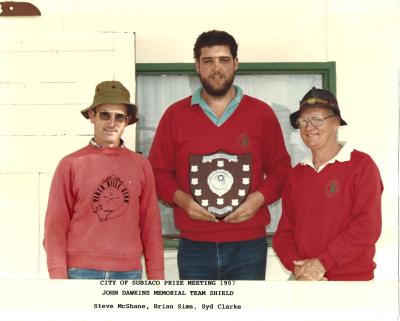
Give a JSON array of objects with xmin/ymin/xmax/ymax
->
[
  {"xmin": 256, "ymin": 108, "xmax": 291, "ymax": 206},
  {"xmin": 318, "ymin": 157, "xmax": 383, "ymax": 272},
  {"xmin": 223, "ymin": 191, "xmax": 265, "ymax": 223},
  {"xmin": 148, "ymin": 108, "xmax": 180, "ymax": 204},
  {"xmin": 226, "ymin": 108, "xmax": 291, "ymax": 223},
  {"xmin": 173, "ymin": 189, "xmax": 218, "ymax": 223},
  {"xmin": 43, "ymin": 161, "xmax": 74, "ymax": 279},
  {"xmin": 272, "ymin": 182, "xmax": 302, "ymax": 273},
  {"xmin": 149, "ymin": 107, "xmax": 217, "ymax": 222},
  {"xmin": 139, "ymin": 160, "xmax": 165, "ymax": 280},
  {"xmin": 273, "ymin": 183, "xmax": 327, "ymax": 281}
]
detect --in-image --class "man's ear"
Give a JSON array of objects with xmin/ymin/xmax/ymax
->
[
  {"xmin": 195, "ymin": 59, "xmax": 200, "ymax": 74},
  {"xmin": 88, "ymin": 109, "xmax": 95, "ymax": 123},
  {"xmin": 234, "ymin": 57, "xmax": 239, "ymax": 72},
  {"xmin": 332, "ymin": 116, "xmax": 341, "ymax": 131}
]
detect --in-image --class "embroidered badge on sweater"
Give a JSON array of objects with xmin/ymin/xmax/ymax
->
[
  {"xmin": 236, "ymin": 133, "xmax": 250, "ymax": 150},
  {"xmin": 324, "ymin": 179, "xmax": 340, "ymax": 198},
  {"xmin": 91, "ymin": 175, "xmax": 130, "ymax": 222}
]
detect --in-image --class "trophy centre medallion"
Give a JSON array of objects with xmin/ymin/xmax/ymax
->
[{"xmin": 207, "ymin": 169, "xmax": 234, "ymax": 197}]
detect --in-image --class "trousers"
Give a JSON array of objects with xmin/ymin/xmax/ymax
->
[{"xmin": 177, "ymin": 236, "xmax": 267, "ymax": 280}]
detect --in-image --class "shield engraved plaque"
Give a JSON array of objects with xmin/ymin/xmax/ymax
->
[{"xmin": 189, "ymin": 151, "xmax": 252, "ymax": 219}]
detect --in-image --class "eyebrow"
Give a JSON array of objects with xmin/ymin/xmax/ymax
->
[{"xmin": 201, "ymin": 55, "xmax": 232, "ymax": 60}]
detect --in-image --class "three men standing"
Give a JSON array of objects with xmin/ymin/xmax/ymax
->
[{"xmin": 44, "ymin": 31, "xmax": 382, "ymax": 282}]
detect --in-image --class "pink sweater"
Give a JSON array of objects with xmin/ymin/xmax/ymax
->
[
  {"xmin": 149, "ymin": 95, "xmax": 291, "ymax": 242},
  {"xmin": 273, "ymin": 150, "xmax": 383, "ymax": 280},
  {"xmin": 43, "ymin": 144, "xmax": 164, "ymax": 279}
]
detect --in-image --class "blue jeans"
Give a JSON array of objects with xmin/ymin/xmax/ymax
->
[
  {"xmin": 178, "ymin": 236, "xmax": 267, "ymax": 280},
  {"xmin": 68, "ymin": 268, "xmax": 142, "ymax": 280}
]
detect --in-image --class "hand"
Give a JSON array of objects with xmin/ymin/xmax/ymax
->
[
  {"xmin": 173, "ymin": 190, "xmax": 218, "ymax": 223},
  {"xmin": 293, "ymin": 258, "xmax": 327, "ymax": 281},
  {"xmin": 224, "ymin": 191, "xmax": 265, "ymax": 223}
]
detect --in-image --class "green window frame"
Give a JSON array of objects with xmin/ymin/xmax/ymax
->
[{"xmin": 137, "ymin": 62, "xmax": 336, "ymax": 92}]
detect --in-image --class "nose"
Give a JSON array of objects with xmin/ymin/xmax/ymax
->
[
  {"xmin": 211, "ymin": 59, "xmax": 222, "ymax": 71},
  {"xmin": 305, "ymin": 119, "xmax": 313, "ymax": 128},
  {"xmin": 304, "ymin": 119, "xmax": 318, "ymax": 129},
  {"xmin": 300, "ymin": 121, "xmax": 315, "ymax": 134},
  {"xmin": 106, "ymin": 115, "xmax": 117, "ymax": 127}
]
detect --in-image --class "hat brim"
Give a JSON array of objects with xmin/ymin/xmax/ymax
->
[
  {"xmin": 289, "ymin": 107, "xmax": 347, "ymax": 129},
  {"xmin": 81, "ymin": 103, "xmax": 138, "ymax": 125}
]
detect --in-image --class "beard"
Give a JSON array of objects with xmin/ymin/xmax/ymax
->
[{"xmin": 199, "ymin": 72, "xmax": 235, "ymax": 97}]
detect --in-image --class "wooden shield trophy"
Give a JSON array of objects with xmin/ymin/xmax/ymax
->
[{"xmin": 189, "ymin": 151, "xmax": 252, "ymax": 219}]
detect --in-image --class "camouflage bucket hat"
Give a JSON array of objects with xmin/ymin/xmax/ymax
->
[
  {"xmin": 81, "ymin": 80, "xmax": 138, "ymax": 125},
  {"xmin": 289, "ymin": 87, "xmax": 347, "ymax": 129}
]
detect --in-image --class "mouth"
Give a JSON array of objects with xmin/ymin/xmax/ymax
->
[
  {"xmin": 305, "ymin": 132, "xmax": 319, "ymax": 138},
  {"xmin": 104, "ymin": 129, "xmax": 117, "ymax": 134},
  {"xmin": 210, "ymin": 73, "xmax": 224, "ymax": 80}
]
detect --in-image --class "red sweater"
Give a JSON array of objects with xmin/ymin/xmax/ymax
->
[
  {"xmin": 148, "ymin": 95, "xmax": 291, "ymax": 242},
  {"xmin": 43, "ymin": 144, "xmax": 164, "ymax": 279},
  {"xmin": 272, "ymin": 150, "xmax": 383, "ymax": 280}
]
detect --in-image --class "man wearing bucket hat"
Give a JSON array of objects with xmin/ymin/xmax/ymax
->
[
  {"xmin": 273, "ymin": 87, "xmax": 383, "ymax": 281},
  {"xmin": 43, "ymin": 80, "xmax": 164, "ymax": 279}
]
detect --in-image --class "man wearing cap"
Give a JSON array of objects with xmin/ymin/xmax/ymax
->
[
  {"xmin": 272, "ymin": 87, "xmax": 383, "ymax": 281},
  {"xmin": 43, "ymin": 80, "xmax": 164, "ymax": 280}
]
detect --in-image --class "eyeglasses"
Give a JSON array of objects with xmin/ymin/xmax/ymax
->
[
  {"xmin": 97, "ymin": 111, "xmax": 128, "ymax": 123},
  {"xmin": 296, "ymin": 114, "xmax": 336, "ymax": 128}
]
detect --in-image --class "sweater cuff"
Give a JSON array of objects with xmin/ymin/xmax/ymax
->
[
  {"xmin": 48, "ymin": 267, "xmax": 68, "ymax": 279},
  {"xmin": 164, "ymin": 185, "xmax": 179, "ymax": 205},
  {"xmin": 288, "ymin": 255, "xmax": 303, "ymax": 272},
  {"xmin": 146, "ymin": 269, "xmax": 165, "ymax": 280},
  {"xmin": 288, "ymin": 261, "xmax": 296, "ymax": 273},
  {"xmin": 319, "ymin": 252, "xmax": 337, "ymax": 272},
  {"xmin": 256, "ymin": 185, "xmax": 275, "ymax": 206}
]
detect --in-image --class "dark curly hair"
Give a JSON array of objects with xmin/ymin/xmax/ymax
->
[{"xmin": 193, "ymin": 30, "xmax": 238, "ymax": 60}]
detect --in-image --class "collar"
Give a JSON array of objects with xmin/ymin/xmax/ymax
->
[
  {"xmin": 300, "ymin": 141, "xmax": 353, "ymax": 172},
  {"xmin": 190, "ymin": 85, "xmax": 243, "ymax": 126},
  {"xmin": 89, "ymin": 138, "xmax": 125, "ymax": 148}
]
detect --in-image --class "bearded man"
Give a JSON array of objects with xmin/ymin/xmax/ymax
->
[{"xmin": 149, "ymin": 30, "xmax": 291, "ymax": 280}]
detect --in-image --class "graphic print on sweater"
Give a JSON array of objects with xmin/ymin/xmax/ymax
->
[{"xmin": 91, "ymin": 175, "xmax": 130, "ymax": 222}]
